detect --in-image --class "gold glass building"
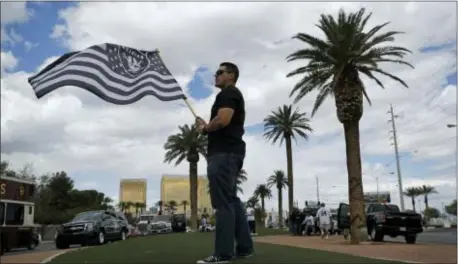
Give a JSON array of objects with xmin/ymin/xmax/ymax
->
[
  {"xmin": 161, "ymin": 175, "xmax": 212, "ymax": 216},
  {"xmin": 119, "ymin": 179, "xmax": 147, "ymax": 214}
]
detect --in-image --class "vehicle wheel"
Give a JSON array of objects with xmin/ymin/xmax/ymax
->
[
  {"xmin": 96, "ymin": 231, "xmax": 105, "ymax": 245},
  {"xmin": 369, "ymin": 224, "xmax": 384, "ymax": 242},
  {"xmin": 27, "ymin": 239, "xmax": 37, "ymax": 250},
  {"xmin": 55, "ymin": 239, "xmax": 70, "ymax": 249},
  {"xmin": 405, "ymin": 234, "xmax": 417, "ymax": 244}
]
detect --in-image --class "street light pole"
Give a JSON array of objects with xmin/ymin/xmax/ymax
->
[{"xmin": 447, "ymin": 124, "xmax": 457, "ymax": 179}]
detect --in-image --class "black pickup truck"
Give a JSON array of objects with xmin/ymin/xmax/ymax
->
[{"xmin": 337, "ymin": 203, "xmax": 423, "ymax": 244}]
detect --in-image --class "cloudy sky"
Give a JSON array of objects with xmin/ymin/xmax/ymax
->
[{"xmin": 1, "ymin": 1, "xmax": 456, "ymax": 213}]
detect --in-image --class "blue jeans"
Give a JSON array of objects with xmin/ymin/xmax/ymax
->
[
  {"xmin": 207, "ymin": 153, "xmax": 253, "ymax": 258},
  {"xmin": 291, "ymin": 222, "xmax": 297, "ymax": 234}
]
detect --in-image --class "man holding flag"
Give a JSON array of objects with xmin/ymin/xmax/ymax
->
[
  {"xmin": 28, "ymin": 43, "xmax": 253, "ymax": 263},
  {"xmin": 195, "ymin": 62, "xmax": 253, "ymax": 264}
]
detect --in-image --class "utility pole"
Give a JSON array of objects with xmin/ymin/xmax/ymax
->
[
  {"xmin": 388, "ymin": 104, "xmax": 405, "ymax": 211},
  {"xmin": 315, "ymin": 176, "xmax": 320, "ymax": 204}
]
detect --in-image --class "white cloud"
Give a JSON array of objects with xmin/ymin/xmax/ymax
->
[
  {"xmin": 1, "ymin": 2, "xmax": 456, "ymax": 213},
  {"xmin": 0, "ymin": 2, "xmax": 32, "ymax": 45},
  {"xmin": 0, "ymin": 2, "xmax": 32, "ymax": 24},
  {"xmin": 0, "ymin": 51, "xmax": 18, "ymax": 75},
  {"xmin": 24, "ymin": 41, "xmax": 39, "ymax": 51}
]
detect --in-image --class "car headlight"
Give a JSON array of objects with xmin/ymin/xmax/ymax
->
[{"xmin": 85, "ymin": 223, "xmax": 94, "ymax": 231}]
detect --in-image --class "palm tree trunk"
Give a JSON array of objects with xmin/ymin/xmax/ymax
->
[
  {"xmin": 343, "ymin": 121, "xmax": 366, "ymax": 244},
  {"xmin": 424, "ymin": 195, "xmax": 429, "ymax": 209},
  {"xmin": 285, "ymin": 135, "xmax": 294, "ymax": 214},
  {"xmin": 189, "ymin": 161, "xmax": 199, "ymax": 230},
  {"xmin": 412, "ymin": 197, "xmax": 416, "ymax": 212},
  {"xmin": 278, "ymin": 187, "xmax": 283, "ymax": 227},
  {"xmin": 261, "ymin": 198, "xmax": 265, "ymax": 222}
]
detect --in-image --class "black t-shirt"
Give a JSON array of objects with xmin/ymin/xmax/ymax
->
[{"xmin": 207, "ymin": 86, "xmax": 246, "ymax": 156}]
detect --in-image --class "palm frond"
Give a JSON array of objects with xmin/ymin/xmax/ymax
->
[
  {"xmin": 263, "ymin": 105, "xmax": 313, "ymax": 146},
  {"xmin": 285, "ymin": 7, "xmax": 413, "ymax": 113},
  {"xmin": 163, "ymin": 124, "xmax": 208, "ymax": 166}
]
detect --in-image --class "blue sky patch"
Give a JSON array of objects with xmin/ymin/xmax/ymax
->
[
  {"xmin": 187, "ymin": 66, "xmax": 214, "ymax": 100},
  {"xmin": 1, "ymin": 2, "xmax": 75, "ymax": 73}
]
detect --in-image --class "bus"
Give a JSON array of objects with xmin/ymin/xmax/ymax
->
[{"xmin": 0, "ymin": 176, "xmax": 40, "ymax": 255}]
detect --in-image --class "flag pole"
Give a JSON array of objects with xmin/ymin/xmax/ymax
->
[
  {"xmin": 183, "ymin": 98, "xmax": 198, "ymax": 118},
  {"xmin": 155, "ymin": 48, "xmax": 197, "ymax": 118}
]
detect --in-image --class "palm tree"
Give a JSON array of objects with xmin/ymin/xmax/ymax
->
[
  {"xmin": 267, "ymin": 170, "xmax": 288, "ymax": 227},
  {"xmin": 285, "ymin": 8, "xmax": 413, "ymax": 244},
  {"xmin": 236, "ymin": 169, "xmax": 248, "ymax": 194},
  {"xmin": 125, "ymin": 201, "xmax": 135, "ymax": 214},
  {"xmin": 418, "ymin": 185, "xmax": 438, "ymax": 209},
  {"xmin": 253, "ymin": 184, "xmax": 272, "ymax": 221},
  {"xmin": 164, "ymin": 124, "xmax": 207, "ymax": 229},
  {"xmin": 181, "ymin": 200, "xmax": 189, "ymax": 215},
  {"xmin": 134, "ymin": 202, "xmax": 145, "ymax": 217},
  {"xmin": 264, "ymin": 105, "xmax": 313, "ymax": 213},
  {"xmin": 403, "ymin": 187, "xmax": 421, "ymax": 212},
  {"xmin": 156, "ymin": 200, "xmax": 163, "ymax": 213},
  {"xmin": 167, "ymin": 200, "xmax": 178, "ymax": 213},
  {"xmin": 246, "ymin": 196, "xmax": 260, "ymax": 209},
  {"xmin": 117, "ymin": 201, "xmax": 128, "ymax": 213}
]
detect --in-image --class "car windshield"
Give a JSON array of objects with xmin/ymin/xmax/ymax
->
[
  {"xmin": 72, "ymin": 211, "xmax": 102, "ymax": 222},
  {"xmin": 172, "ymin": 214, "xmax": 185, "ymax": 221},
  {"xmin": 140, "ymin": 215, "xmax": 155, "ymax": 221},
  {"xmin": 154, "ymin": 215, "xmax": 171, "ymax": 222},
  {"xmin": 384, "ymin": 205, "xmax": 400, "ymax": 212},
  {"xmin": 371, "ymin": 204, "xmax": 400, "ymax": 212}
]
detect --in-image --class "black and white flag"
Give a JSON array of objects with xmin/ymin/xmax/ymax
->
[{"xmin": 28, "ymin": 43, "xmax": 186, "ymax": 104}]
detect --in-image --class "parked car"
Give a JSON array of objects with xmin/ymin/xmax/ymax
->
[
  {"xmin": 151, "ymin": 215, "xmax": 172, "ymax": 234},
  {"xmin": 137, "ymin": 214, "xmax": 155, "ymax": 235},
  {"xmin": 55, "ymin": 210, "xmax": 128, "ymax": 249},
  {"xmin": 337, "ymin": 202, "xmax": 423, "ymax": 244},
  {"xmin": 171, "ymin": 214, "xmax": 187, "ymax": 232}
]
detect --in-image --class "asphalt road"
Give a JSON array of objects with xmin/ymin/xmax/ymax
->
[
  {"xmin": 3, "ymin": 229, "xmax": 456, "ymax": 257},
  {"xmin": 385, "ymin": 228, "xmax": 456, "ymax": 245}
]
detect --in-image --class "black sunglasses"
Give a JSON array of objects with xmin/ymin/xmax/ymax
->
[{"xmin": 215, "ymin": 70, "xmax": 231, "ymax": 76}]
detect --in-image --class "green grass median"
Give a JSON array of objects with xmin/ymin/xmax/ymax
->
[{"xmin": 50, "ymin": 230, "xmax": 399, "ymax": 263}]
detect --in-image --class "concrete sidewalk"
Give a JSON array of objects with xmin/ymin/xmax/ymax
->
[
  {"xmin": 255, "ymin": 235, "xmax": 457, "ymax": 264},
  {"xmin": 0, "ymin": 249, "xmax": 73, "ymax": 264}
]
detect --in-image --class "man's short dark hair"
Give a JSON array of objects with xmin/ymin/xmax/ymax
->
[{"xmin": 220, "ymin": 62, "xmax": 239, "ymax": 83}]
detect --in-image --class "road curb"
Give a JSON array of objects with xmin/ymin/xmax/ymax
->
[
  {"xmin": 40, "ymin": 247, "xmax": 88, "ymax": 264},
  {"xmin": 40, "ymin": 251, "xmax": 69, "ymax": 264},
  {"xmin": 369, "ymin": 256, "xmax": 424, "ymax": 264}
]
